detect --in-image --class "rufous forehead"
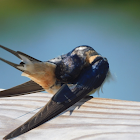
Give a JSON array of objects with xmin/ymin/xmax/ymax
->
[{"xmin": 89, "ymin": 55, "xmax": 101, "ymax": 64}]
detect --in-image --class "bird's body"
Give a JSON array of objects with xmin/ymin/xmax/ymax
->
[
  {"xmin": 0, "ymin": 45, "xmax": 110, "ymax": 140},
  {"xmin": 19, "ymin": 46, "xmax": 103, "ymax": 95},
  {"xmin": 20, "ymin": 61, "xmax": 57, "ymax": 94}
]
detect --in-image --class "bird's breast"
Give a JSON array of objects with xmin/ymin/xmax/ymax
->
[{"xmin": 21, "ymin": 62, "xmax": 57, "ymax": 92}]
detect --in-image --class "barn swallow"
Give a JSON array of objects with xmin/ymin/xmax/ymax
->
[{"xmin": 0, "ymin": 45, "xmax": 110, "ymax": 140}]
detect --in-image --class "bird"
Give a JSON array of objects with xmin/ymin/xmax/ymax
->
[{"xmin": 0, "ymin": 45, "xmax": 110, "ymax": 140}]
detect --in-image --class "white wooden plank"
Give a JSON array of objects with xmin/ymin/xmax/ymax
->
[{"xmin": 0, "ymin": 89, "xmax": 140, "ymax": 140}]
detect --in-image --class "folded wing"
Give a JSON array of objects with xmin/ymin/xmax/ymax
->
[{"xmin": 0, "ymin": 80, "xmax": 44, "ymax": 97}]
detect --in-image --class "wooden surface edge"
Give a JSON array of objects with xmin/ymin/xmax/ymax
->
[{"xmin": 0, "ymin": 89, "xmax": 140, "ymax": 140}]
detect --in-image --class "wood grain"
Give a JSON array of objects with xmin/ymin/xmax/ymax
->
[{"xmin": 0, "ymin": 89, "xmax": 140, "ymax": 140}]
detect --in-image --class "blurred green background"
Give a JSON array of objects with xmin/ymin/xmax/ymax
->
[{"xmin": 0, "ymin": 0, "xmax": 140, "ymax": 101}]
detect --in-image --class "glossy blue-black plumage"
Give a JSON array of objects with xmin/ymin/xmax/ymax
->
[
  {"xmin": 53, "ymin": 57, "xmax": 109, "ymax": 104},
  {"xmin": 55, "ymin": 45, "xmax": 97, "ymax": 83},
  {"xmin": 55, "ymin": 54, "xmax": 85, "ymax": 83}
]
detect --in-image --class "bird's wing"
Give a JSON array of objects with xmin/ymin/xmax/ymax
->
[
  {"xmin": 3, "ymin": 58, "xmax": 109, "ymax": 140},
  {"xmin": 0, "ymin": 80, "xmax": 44, "ymax": 97}
]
